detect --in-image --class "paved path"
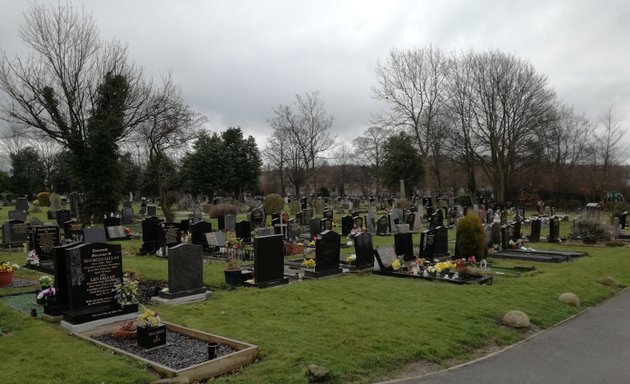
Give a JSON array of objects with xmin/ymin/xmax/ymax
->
[{"xmin": 380, "ymin": 288, "xmax": 630, "ymax": 384}]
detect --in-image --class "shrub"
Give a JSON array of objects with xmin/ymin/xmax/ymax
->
[
  {"xmin": 263, "ymin": 193, "xmax": 284, "ymax": 214},
  {"xmin": 37, "ymin": 192, "xmax": 50, "ymax": 207},
  {"xmin": 456, "ymin": 212, "xmax": 486, "ymax": 259},
  {"xmin": 209, "ymin": 203, "xmax": 239, "ymax": 218},
  {"xmin": 574, "ymin": 219, "xmax": 610, "ymax": 244}
]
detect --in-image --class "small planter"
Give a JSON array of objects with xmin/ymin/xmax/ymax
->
[
  {"xmin": 0, "ymin": 271, "xmax": 14, "ymax": 287},
  {"xmin": 137, "ymin": 324, "xmax": 167, "ymax": 349},
  {"xmin": 224, "ymin": 269, "xmax": 243, "ymax": 287}
]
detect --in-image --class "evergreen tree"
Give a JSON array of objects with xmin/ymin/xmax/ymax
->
[{"xmin": 380, "ymin": 132, "xmax": 423, "ymax": 193}]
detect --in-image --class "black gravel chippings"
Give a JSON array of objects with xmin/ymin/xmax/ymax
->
[{"xmin": 94, "ymin": 330, "xmax": 237, "ymax": 370}]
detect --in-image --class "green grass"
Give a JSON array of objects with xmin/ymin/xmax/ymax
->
[{"xmin": 0, "ymin": 205, "xmax": 628, "ymax": 383}]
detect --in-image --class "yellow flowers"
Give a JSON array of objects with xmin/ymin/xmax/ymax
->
[
  {"xmin": 137, "ymin": 307, "xmax": 161, "ymax": 328},
  {"xmin": 435, "ymin": 261, "xmax": 455, "ymax": 273},
  {"xmin": 392, "ymin": 259, "xmax": 401, "ymax": 271},
  {"xmin": 0, "ymin": 261, "xmax": 19, "ymax": 273},
  {"xmin": 302, "ymin": 259, "xmax": 316, "ymax": 269}
]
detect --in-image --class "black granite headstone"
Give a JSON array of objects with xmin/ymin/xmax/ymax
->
[
  {"xmin": 309, "ymin": 217, "xmax": 322, "ymax": 238},
  {"xmin": 122, "ymin": 207, "xmax": 134, "ymax": 225},
  {"xmin": 249, "ymin": 207, "xmax": 265, "ymax": 228},
  {"xmin": 419, "ymin": 230, "xmax": 435, "ymax": 261},
  {"xmin": 141, "ymin": 216, "xmax": 164, "ymax": 253},
  {"xmin": 235, "ymin": 220, "xmax": 252, "ymax": 241},
  {"xmin": 315, "ymin": 230, "xmax": 341, "ymax": 273},
  {"xmin": 15, "ymin": 197, "xmax": 29, "ymax": 213},
  {"xmin": 548, "ymin": 218, "xmax": 560, "ymax": 242},
  {"xmin": 159, "ymin": 243, "xmax": 206, "ymax": 299},
  {"xmin": 2, "ymin": 219, "xmax": 28, "ymax": 245},
  {"xmin": 8, "ymin": 210, "xmax": 26, "ymax": 222},
  {"xmin": 147, "ymin": 205, "xmax": 157, "ymax": 216},
  {"xmin": 341, "ymin": 215, "xmax": 353, "ymax": 236},
  {"xmin": 190, "ymin": 220, "xmax": 212, "ymax": 249},
  {"xmin": 64, "ymin": 219, "xmax": 84, "ymax": 241},
  {"xmin": 160, "ymin": 222, "xmax": 182, "ymax": 247},
  {"xmin": 529, "ymin": 219, "xmax": 541, "ymax": 242},
  {"xmin": 55, "ymin": 209, "xmax": 71, "ymax": 228},
  {"xmin": 352, "ymin": 231, "xmax": 374, "ymax": 268},
  {"xmin": 63, "ymin": 242, "xmax": 136, "ymax": 324},
  {"xmin": 253, "ymin": 234, "xmax": 285, "ymax": 284},
  {"xmin": 433, "ymin": 226, "xmax": 449, "ymax": 258},
  {"xmin": 394, "ymin": 232, "xmax": 414, "ymax": 261},
  {"xmin": 376, "ymin": 215, "xmax": 389, "ymax": 236},
  {"xmin": 30, "ymin": 225, "xmax": 61, "ymax": 270}
]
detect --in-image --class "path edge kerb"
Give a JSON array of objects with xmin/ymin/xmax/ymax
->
[{"xmin": 375, "ymin": 286, "xmax": 629, "ymax": 384}]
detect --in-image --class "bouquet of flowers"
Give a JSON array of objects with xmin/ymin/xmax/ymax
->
[
  {"xmin": 36, "ymin": 287, "xmax": 56, "ymax": 305},
  {"xmin": 39, "ymin": 275, "xmax": 54, "ymax": 288},
  {"xmin": 26, "ymin": 250, "xmax": 39, "ymax": 266},
  {"xmin": 301, "ymin": 259, "xmax": 316, "ymax": 269},
  {"xmin": 136, "ymin": 306, "xmax": 161, "ymax": 328},
  {"xmin": 113, "ymin": 272, "xmax": 139, "ymax": 307}
]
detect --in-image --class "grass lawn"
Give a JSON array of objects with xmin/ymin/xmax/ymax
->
[{"xmin": 0, "ymin": 205, "xmax": 628, "ymax": 383}]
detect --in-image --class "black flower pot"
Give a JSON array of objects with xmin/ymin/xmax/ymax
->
[
  {"xmin": 224, "ymin": 269, "xmax": 243, "ymax": 286},
  {"xmin": 137, "ymin": 324, "xmax": 167, "ymax": 349}
]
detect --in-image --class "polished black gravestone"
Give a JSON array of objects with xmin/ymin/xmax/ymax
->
[
  {"xmin": 249, "ymin": 207, "xmax": 265, "ymax": 229},
  {"xmin": 160, "ymin": 222, "xmax": 182, "ymax": 248},
  {"xmin": 235, "ymin": 220, "xmax": 252, "ymax": 242},
  {"xmin": 2, "ymin": 219, "xmax": 28, "ymax": 246},
  {"xmin": 158, "ymin": 243, "xmax": 208, "ymax": 300},
  {"xmin": 15, "ymin": 197, "xmax": 29, "ymax": 213},
  {"xmin": 243, "ymin": 234, "xmax": 289, "ymax": 288},
  {"xmin": 28, "ymin": 225, "xmax": 61, "ymax": 272},
  {"xmin": 341, "ymin": 215, "xmax": 353, "ymax": 236},
  {"xmin": 140, "ymin": 216, "xmax": 164, "ymax": 254},
  {"xmin": 147, "ymin": 205, "xmax": 158, "ymax": 216},
  {"xmin": 64, "ymin": 219, "xmax": 84, "ymax": 241},
  {"xmin": 394, "ymin": 232, "xmax": 415, "ymax": 261},
  {"xmin": 190, "ymin": 220, "xmax": 212, "ymax": 250},
  {"xmin": 306, "ymin": 230, "xmax": 342, "ymax": 278},
  {"xmin": 529, "ymin": 219, "xmax": 541, "ymax": 243},
  {"xmin": 419, "ymin": 230, "xmax": 436, "ymax": 261},
  {"xmin": 352, "ymin": 231, "xmax": 374, "ymax": 269},
  {"xmin": 548, "ymin": 218, "xmax": 560, "ymax": 242},
  {"xmin": 48, "ymin": 241, "xmax": 84, "ymax": 316},
  {"xmin": 62, "ymin": 243, "xmax": 137, "ymax": 324},
  {"xmin": 376, "ymin": 215, "xmax": 389, "ymax": 236},
  {"xmin": 55, "ymin": 209, "xmax": 71, "ymax": 228},
  {"xmin": 309, "ymin": 217, "xmax": 322, "ymax": 239}
]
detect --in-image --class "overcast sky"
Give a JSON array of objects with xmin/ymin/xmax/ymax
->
[{"xmin": 0, "ymin": 0, "xmax": 629, "ymax": 160}]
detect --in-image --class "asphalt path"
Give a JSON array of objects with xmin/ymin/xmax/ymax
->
[{"xmin": 380, "ymin": 288, "xmax": 630, "ymax": 384}]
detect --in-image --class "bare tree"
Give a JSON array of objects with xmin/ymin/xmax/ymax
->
[
  {"xmin": 331, "ymin": 141, "xmax": 352, "ymax": 196},
  {"xmin": 133, "ymin": 75, "xmax": 204, "ymax": 221},
  {"xmin": 269, "ymin": 91, "xmax": 335, "ymax": 198},
  {"xmin": 352, "ymin": 125, "xmax": 390, "ymax": 195},
  {"xmin": 593, "ymin": 107, "xmax": 626, "ymax": 196},
  {"xmin": 372, "ymin": 46, "xmax": 451, "ymax": 193},
  {"xmin": 467, "ymin": 50, "xmax": 557, "ymax": 203}
]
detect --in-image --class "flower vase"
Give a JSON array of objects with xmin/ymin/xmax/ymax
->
[
  {"xmin": 137, "ymin": 324, "xmax": 167, "ymax": 349},
  {"xmin": 0, "ymin": 271, "xmax": 14, "ymax": 287}
]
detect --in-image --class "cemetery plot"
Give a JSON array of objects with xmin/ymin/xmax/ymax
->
[
  {"xmin": 490, "ymin": 248, "xmax": 586, "ymax": 263},
  {"xmin": 77, "ymin": 321, "xmax": 259, "ymax": 382},
  {"xmin": 372, "ymin": 249, "xmax": 493, "ymax": 285},
  {"xmin": 304, "ymin": 230, "xmax": 343, "ymax": 278}
]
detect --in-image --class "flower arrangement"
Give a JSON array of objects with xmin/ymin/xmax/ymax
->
[
  {"xmin": 0, "ymin": 261, "xmax": 20, "ymax": 273},
  {"xmin": 301, "ymin": 258, "xmax": 316, "ymax": 269},
  {"xmin": 136, "ymin": 306, "xmax": 161, "ymax": 328},
  {"xmin": 346, "ymin": 254, "xmax": 356, "ymax": 264},
  {"xmin": 39, "ymin": 275, "xmax": 54, "ymax": 288},
  {"xmin": 509, "ymin": 238, "xmax": 525, "ymax": 249},
  {"xmin": 26, "ymin": 250, "xmax": 39, "ymax": 266},
  {"xmin": 225, "ymin": 256, "xmax": 241, "ymax": 270},
  {"xmin": 392, "ymin": 259, "xmax": 402, "ymax": 271},
  {"xmin": 225, "ymin": 231, "xmax": 244, "ymax": 250},
  {"xmin": 36, "ymin": 287, "xmax": 56, "ymax": 305},
  {"xmin": 113, "ymin": 272, "xmax": 139, "ymax": 307}
]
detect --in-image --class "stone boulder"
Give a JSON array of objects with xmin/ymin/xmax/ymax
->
[
  {"xmin": 502, "ymin": 310, "xmax": 530, "ymax": 328},
  {"xmin": 599, "ymin": 276, "xmax": 620, "ymax": 287},
  {"xmin": 558, "ymin": 292, "xmax": 580, "ymax": 306},
  {"xmin": 307, "ymin": 364, "xmax": 334, "ymax": 383}
]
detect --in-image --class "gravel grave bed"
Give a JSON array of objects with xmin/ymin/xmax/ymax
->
[{"xmin": 94, "ymin": 330, "xmax": 237, "ymax": 370}]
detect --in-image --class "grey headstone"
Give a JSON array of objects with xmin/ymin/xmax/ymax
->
[
  {"xmin": 84, "ymin": 227, "xmax": 107, "ymax": 243},
  {"xmin": 224, "ymin": 214, "xmax": 236, "ymax": 232},
  {"xmin": 160, "ymin": 243, "xmax": 206, "ymax": 299}
]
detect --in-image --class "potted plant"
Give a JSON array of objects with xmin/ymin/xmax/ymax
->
[
  {"xmin": 36, "ymin": 287, "xmax": 59, "ymax": 315},
  {"xmin": 36, "ymin": 275, "xmax": 54, "ymax": 304},
  {"xmin": 136, "ymin": 306, "xmax": 166, "ymax": 349},
  {"xmin": 224, "ymin": 256, "xmax": 242, "ymax": 287},
  {"xmin": 0, "ymin": 261, "xmax": 20, "ymax": 287}
]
